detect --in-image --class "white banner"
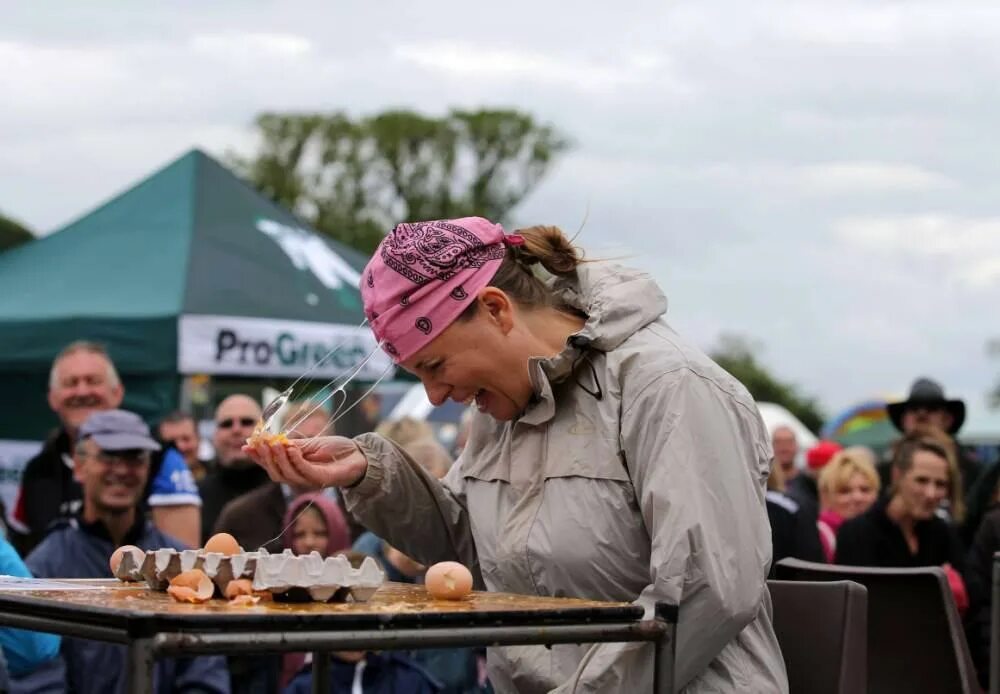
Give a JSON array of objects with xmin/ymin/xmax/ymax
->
[
  {"xmin": 178, "ymin": 315, "xmax": 394, "ymax": 380},
  {"xmin": 0, "ymin": 440, "xmax": 43, "ymax": 532}
]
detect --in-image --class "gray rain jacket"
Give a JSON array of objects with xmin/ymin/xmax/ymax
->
[{"xmin": 344, "ymin": 263, "xmax": 788, "ymax": 693}]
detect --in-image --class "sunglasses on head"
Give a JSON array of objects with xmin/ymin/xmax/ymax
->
[{"xmin": 217, "ymin": 417, "xmax": 257, "ymax": 429}]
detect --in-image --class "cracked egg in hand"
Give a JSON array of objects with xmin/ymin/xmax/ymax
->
[{"xmin": 245, "ymin": 418, "xmax": 289, "ymax": 447}]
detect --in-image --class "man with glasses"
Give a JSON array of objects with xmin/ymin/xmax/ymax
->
[
  {"xmin": 23, "ymin": 410, "xmax": 229, "ymax": 693},
  {"xmin": 197, "ymin": 395, "xmax": 270, "ymax": 542}
]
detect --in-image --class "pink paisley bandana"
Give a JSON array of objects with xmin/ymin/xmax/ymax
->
[{"xmin": 360, "ymin": 217, "xmax": 524, "ymax": 363}]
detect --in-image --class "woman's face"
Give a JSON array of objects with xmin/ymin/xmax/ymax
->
[
  {"xmin": 291, "ymin": 508, "xmax": 329, "ymax": 556},
  {"xmin": 830, "ymin": 472, "xmax": 878, "ymax": 520},
  {"xmin": 893, "ymin": 451, "xmax": 950, "ymax": 521},
  {"xmin": 402, "ymin": 293, "xmax": 534, "ymax": 422}
]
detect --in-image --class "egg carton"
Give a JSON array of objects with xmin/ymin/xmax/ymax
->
[
  {"xmin": 114, "ymin": 548, "xmax": 385, "ymax": 602},
  {"xmin": 113, "ymin": 547, "xmax": 148, "ymax": 583},
  {"xmin": 200, "ymin": 551, "xmax": 262, "ymax": 594},
  {"xmin": 114, "ymin": 548, "xmax": 264, "ymax": 593},
  {"xmin": 252, "ymin": 550, "xmax": 385, "ymax": 603}
]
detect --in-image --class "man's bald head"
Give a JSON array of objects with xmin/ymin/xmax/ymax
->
[
  {"xmin": 771, "ymin": 425, "xmax": 799, "ymax": 477},
  {"xmin": 213, "ymin": 395, "xmax": 262, "ymax": 468}
]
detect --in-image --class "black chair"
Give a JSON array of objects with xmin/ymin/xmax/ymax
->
[
  {"xmin": 777, "ymin": 558, "xmax": 979, "ymax": 694},
  {"xmin": 768, "ymin": 579, "xmax": 867, "ymax": 694}
]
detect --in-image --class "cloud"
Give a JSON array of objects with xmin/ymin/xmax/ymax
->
[
  {"xmin": 595, "ymin": 159, "xmax": 956, "ymax": 198},
  {"xmin": 393, "ymin": 41, "xmax": 688, "ymax": 94},
  {"xmin": 834, "ymin": 214, "xmax": 1000, "ymax": 288},
  {"xmin": 771, "ymin": 3, "xmax": 1000, "ymax": 47},
  {"xmin": 663, "ymin": 2, "xmax": 1000, "ymax": 48},
  {"xmin": 190, "ymin": 32, "xmax": 313, "ymax": 59},
  {"xmin": 796, "ymin": 162, "xmax": 955, "ymax": 194}
]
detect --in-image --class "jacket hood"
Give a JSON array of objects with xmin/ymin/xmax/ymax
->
[
  {"xmin": 529, "ymin": 262, "xmax": 668, "ymax": 391},
  {"xmin": 282, "ymin": 492, "xmax": 352, "ymax": 557},
  {"xmin": 557, "ymin": 261, "xmax": 668, "ymax": 351}
]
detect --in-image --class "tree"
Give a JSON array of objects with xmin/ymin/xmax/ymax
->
[
  {"xmin": 230, "ymin": 109, "xmax": 569, "ymax": 253},
  {"xmin": 710, "ymin": 334, "xmax": 826, "ymax": 434},
  {"xmin": 0, "ymin": 212, "xmax": 33, "ymax": 252}
]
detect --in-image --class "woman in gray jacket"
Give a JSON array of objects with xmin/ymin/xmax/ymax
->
[{"xmin": 246, "ymin": 217, "xmax": 788, "ymax": 693}]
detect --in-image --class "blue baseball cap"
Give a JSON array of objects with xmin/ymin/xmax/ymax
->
[{"xmin": 79, "ymin": 410, "xmax": 162, "ymax": 453}]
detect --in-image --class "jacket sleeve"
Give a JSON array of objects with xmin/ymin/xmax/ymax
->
[
  {"xmin": 965, "ymin": 509, "xmax": 1000, "ymax": 687},
  {"xmin": 174, "ymin": 655, "xmax": 231, "ymax": 694},
  {"xmin": 341, "ymin": 433, "xmax": 480, "ymax": 581},
  {"xmin": 13, "ymin": 458, "xmax": 48, "ymax": 555},
  {"xmin": 147, "ymin": 448, "xmax": 202, "ymax": 508},
  {"xmin": 554, "ymin": 368, "xmax": 775, "ymax": 692},
  {"xmin": 0, "ymin": 539, "xmax": 60, "ymax": 677}
]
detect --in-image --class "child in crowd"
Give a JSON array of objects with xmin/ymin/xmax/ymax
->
[{"xmin": 281, "ymin": 494, "xmax": 441, "ymax": 694}]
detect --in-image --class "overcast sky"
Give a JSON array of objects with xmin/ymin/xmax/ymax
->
[{"xmin": 3, "ymin": 1, "xmax": 999, "ymax": 421}]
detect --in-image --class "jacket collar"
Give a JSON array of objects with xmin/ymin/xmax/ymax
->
[
  {"xmin": 518, "ymin": 263, "xmax": 668, "ymax": 427},
  {"xmin": 74, "ymin": 511, "xmax": 149, "ymax": 547}
]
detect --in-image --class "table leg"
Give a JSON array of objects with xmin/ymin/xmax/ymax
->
[
  {"xmin": 127, "ymin": 636, "xmax": 156, "ymax": 694},
  {"xmin": 653, "ymin": 604, "xmax": 677, "ymax": 693},
  {"xmin": 312, "ymin": 650, "xmax": 330, "ymax": 694}
]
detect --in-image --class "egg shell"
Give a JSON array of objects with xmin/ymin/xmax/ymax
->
[
  {"xmin": 425, "ymin": 561, "xmax": 473, "ymax": 600},
  {"xmin": 228, "ymin": 594, "xmax": 261, "ymax": 607},
  {"xmin": 223, "ymin": 579, "xmax": 254, "ymax": 600},
  {"xmin": 167, "ymin": 585, "xmax": 200, "ymax": 603},
  {"xmin": 109, "ymin": 545, "xmax": 142, "ymax": 580},
  {"xmin": 167, "ymin": 569, "xmax": 214, "ymax": 603},
  {"xmin": 204, "ymin": 533, "xmax": 241, "ymax": 556}
]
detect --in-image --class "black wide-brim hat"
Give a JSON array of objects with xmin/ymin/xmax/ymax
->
[{"xmin": 887, "ymin": 377, "xmax": 966, "ymax": 434}]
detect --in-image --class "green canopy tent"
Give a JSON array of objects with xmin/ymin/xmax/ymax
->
[{"xmin": 0, "ymin": 149, "xmax": 391, "ymax": 442}]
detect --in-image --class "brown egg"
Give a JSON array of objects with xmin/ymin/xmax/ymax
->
[
  {"xmin": 424, "ymin": 561, "xmax": 473, "ymax": 600},
  {"xmin": 204, "ymin": 532, "xmax": 241, "ymax": 556},
  {"xmin": 223, "ymin": 579, "xmax": 254, "ymax": 600},
  {"xmin": 167, "ymin": 569, "xmax": 214, "ymax": 603},
  {"xmin": 109, "ymin": 545, "xmax": 142, "ymax": 579}
]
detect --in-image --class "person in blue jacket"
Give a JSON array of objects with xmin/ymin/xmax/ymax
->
[
  {"xmin": 0, "ymin": 537, "xmax": 61, "ymax": 678},
  {"xmin": 283, "ymin": 650, "xmax": 441, "ymax": 694},
  {"xmin": 24, "ymin": 409, "xmax": 229, "ymax": 694}
]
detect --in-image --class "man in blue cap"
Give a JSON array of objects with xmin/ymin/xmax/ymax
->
[{"xmin": 22, "ymin": 409, "xmax": 229, "ymax": 694}]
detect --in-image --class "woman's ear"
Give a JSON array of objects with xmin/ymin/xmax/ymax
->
[{"xmin": 478, "ymin": 288, "xmax": 514, "ymax": 334}]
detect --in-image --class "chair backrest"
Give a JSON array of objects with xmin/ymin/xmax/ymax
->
[
  {"xmin": 776, "ymin": 558, "xmax": 979, "ymax": 694},
  {"xmin": 768, "ymin": 579, "xmax": 867, "ymax": 694}
]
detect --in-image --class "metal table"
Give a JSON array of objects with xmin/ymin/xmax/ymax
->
[{"xmin": 0, "ymin": 580, "xmax": 677, "ymax": 693}]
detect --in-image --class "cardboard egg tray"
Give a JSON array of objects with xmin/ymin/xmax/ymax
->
[{"xmin": 114, "ymin": 547, "xmax": 384, "ymax": 603}]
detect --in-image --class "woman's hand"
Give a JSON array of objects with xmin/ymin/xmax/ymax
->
[{"xmin": 241, "ymin": 436, "xmax": 368, "ymax": 489}]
